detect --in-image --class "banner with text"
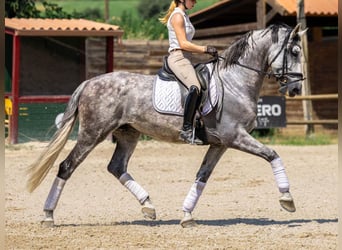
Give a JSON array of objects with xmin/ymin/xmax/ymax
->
[{"xmin": 256, "ymin": 96, "xmax": 286, "ymax": 128}]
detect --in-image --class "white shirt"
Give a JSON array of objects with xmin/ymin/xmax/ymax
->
[{"xmin": 167, "ymin": 7, "xmax": 195, "ymax": 53}]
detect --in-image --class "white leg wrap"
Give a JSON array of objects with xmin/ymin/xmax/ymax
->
[
  {"xmin": 44, "ymin": 177, "xmax": 66, "ymax": 211},
  {"xmin": 119, "ymin": 173, "xmax": 149, "ymax": 204},
  {"xmin": 182, "ymin": 180, "xmax": 206, "ymax": 213},
  {"xmin": 271, "ymin": 158, "xmax": 289, "ymax": 193}
]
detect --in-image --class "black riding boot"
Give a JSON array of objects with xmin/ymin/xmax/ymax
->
[{"xmin": 179, "ymin": 85, "xmax": 203, "ymax": 145}]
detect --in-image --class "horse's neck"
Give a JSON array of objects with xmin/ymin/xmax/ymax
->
[
  {"xmin": 220, "ymin": 31, "xmax": 272, "ymax": 101},
  {"xmin": 240, "ymin": 31, "xmax": 270, "ymax": 71}
]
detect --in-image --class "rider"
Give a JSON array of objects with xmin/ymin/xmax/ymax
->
[{"xmin": 159, "ymin": 0, "xmax": 218, "ymax": 145}]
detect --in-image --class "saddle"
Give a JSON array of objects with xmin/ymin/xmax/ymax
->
[
  {"xmin": 153, "ymin": 56, "xmax": 219, "ymax": 117},
  {"xmin": 157, "ymin": 56, "xmax": 210, "ymax": 92}
]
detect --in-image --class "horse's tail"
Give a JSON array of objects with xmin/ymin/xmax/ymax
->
[{"xmin": 26, "ymin": 82, "xmax": 87, "ymax": 193}]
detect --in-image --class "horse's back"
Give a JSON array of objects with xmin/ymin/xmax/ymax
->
[
  {"xmin": 79, "ymin": 71, "xmax": 155, "ymax": 106},
  {"xmin": 76, "ymin": 71, "xmax": 168, "ymax": 132},
  {"xmin": 84, "ymin": 71, "xmax": 154, "ymax": 92}
]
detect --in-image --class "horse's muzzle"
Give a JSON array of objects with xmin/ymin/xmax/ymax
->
[
  {"xmin": 288, "ymin": 84, "xmax": 302, "ymax": 97},
  {"xmin": 279, "ymin": 81, "xmax": 302, "ymax": 97},
  {"xmin": 278, "ymin": 73, "xmax": 304, "ymax": 97}
]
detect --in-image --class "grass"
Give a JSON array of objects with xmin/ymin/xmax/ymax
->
[
  {"xmin": 36, "ymin": 0, "xmax": 140, "ymax": 18},
  {"xmin": 188, "ymin": 0, "xmax": 221, "ymax": 14},
  {"xmin": 253, "ymin": 132, "xmax": 337, "ymax": 145},
  {"xmin": 35, "ymin": 0, "xmax": 222, "ymax": 39},
  {"xmin": 139, "ymin": 130, "xmax": 337, "ymax": 145},
  {"xmin": 36, "ymin": 0, "xmax": 220, "ymax": 19}
]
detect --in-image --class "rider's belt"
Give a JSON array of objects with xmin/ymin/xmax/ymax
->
[{"xmin": 169, "ymin": 48, "xmax": 182, "ymax": 53}]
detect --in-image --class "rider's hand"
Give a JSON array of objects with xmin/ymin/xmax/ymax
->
[{"xmin": 205, "ymin": 46, "xmax": 218, "ymax": 57}]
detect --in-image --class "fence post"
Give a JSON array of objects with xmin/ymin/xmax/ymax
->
[{"xmin": 297, "ymin": 0, "xmax": 314, "ymax": 135}]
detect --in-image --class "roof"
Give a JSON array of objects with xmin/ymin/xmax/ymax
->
[
  {"xmin": 190, "ymin": 0, "xmax": 338, "ymax": 28},
  {"xmin": 192, "ymin": 0, "xmax": 338, "ymax": 17},
  {"xmin": 5, "ymin": 18, "xmax": 124, "ymax": 37},
  {"xmin": 275, "ymin": 0, "xmax": 338, "ymax": 16}
]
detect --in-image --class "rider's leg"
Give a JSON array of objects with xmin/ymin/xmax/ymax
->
[
  {"xmin": 180, "ymin": 85, "xmax": 203, "ymax": 144},
  {"xmin": 167, "ymin": 50, "xmax": 203, "ymax": 145}
]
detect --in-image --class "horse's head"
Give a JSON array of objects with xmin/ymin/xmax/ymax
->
[{"xmin": 267, "ymin": 24, "xmax": 307, "ymax": 97}]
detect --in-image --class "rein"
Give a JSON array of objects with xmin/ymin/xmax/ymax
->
[{"xmin": 203, "ymin": 56, "xmax": 224, "ymax": 120}]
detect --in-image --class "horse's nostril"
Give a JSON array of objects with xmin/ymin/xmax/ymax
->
[
  {"xmin": 293, "ymin": 88, "xmax": 301, "ymax": 94},
  {"xmin": 290, "ymin": 88, "xmax": 301, "ymax": 97}
]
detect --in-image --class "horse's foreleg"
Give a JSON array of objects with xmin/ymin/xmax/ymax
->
[
  {"xmin": 108, "ymin": 128, "xmax": 156, "ymax": 220},
  {"xmin": 181, "ymin": 145, "xmax": 227, "ymax": 228},
  {"xmin": 231, "ymin": 130, "xmax": 296, "ymax": 212},
  {"xmin": 270, "ymin": 157, "xmax": 295, "ymax": 212}
]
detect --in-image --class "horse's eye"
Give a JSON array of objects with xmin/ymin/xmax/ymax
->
[
  {"xmin": 291, "ymin": 45, "xmax": 301, "ymax": 56},
  {"xmin": 280, "ymin": 77, "xmax": 288, "ymax": 83}
]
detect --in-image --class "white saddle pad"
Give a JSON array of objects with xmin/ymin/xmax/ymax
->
[{"xmin": 152, "ymin": 73, "xmax": 218, "ymax": 116}]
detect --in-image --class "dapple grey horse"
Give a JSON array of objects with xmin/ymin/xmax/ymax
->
[{"xmin": 27, "ymin": 23, "xmax": 306, "ymax": 228}]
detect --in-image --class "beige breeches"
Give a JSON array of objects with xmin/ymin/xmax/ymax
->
[{"xmin": 167, "ymin": 50, "xmax": 201, "ymax": 90}]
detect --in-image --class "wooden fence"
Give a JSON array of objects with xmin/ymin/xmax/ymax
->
[
  {"xmin": 286, "ymin": 94, "xmax": 338, "ymax": 125},
  {"xmin": 113, "ymin": 39, "xmax": 229, "ymax": 75}
]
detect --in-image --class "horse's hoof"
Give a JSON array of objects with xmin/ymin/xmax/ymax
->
[
  {"xmin": 41, "ymin": 217, "xmax": 54, "ymax": 227},
  {"xmin": 180, "ymin": 212, "xmax": 197, "ymax": 228},
  {"xmin": 141, "ymin": 199, "xmax": 156, "ymax": 220},
  {"xmin": 180, "ymin": 218, "xmax": 197, "ymax": 228},
  {"xmin": 142, "ymin": 206, "xmax": 156, "ymax": 220},
  {"xmin": 279, "ymin": 192, "xmax": 296, "ymax": 213}
]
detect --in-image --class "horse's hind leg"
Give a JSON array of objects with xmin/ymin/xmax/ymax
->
[
  {"xmin": 108, "ymin": 126, "xmax": 156, "ymax": 220},
  {"xmin": 42, "ymin": 136, "xmax": 104, "ymax": 226}
]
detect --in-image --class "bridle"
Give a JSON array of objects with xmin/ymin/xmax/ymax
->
[{"xmin": 216, "ymin": 28, "xmax": 305, "ymax": 94}]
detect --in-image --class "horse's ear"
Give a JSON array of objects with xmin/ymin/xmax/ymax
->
[
  {"xmin": 297, "ymin": 28, "xmax": 308, "ymax": 37},
  {"xmin": 290, "ymin": 23, "xmax": 301, "ymax": 39}
]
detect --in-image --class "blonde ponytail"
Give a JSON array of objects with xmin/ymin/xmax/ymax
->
[{"xmin": 159, "ymin": 1, "xmax": 177, "ymax": 25}]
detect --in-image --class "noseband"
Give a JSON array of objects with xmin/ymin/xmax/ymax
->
[{"xmin": 269, "ymin": 30, "xmax": 305, "ymax": 94}]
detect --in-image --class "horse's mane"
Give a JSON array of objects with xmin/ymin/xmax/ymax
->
[{"xmin": 221, "ymin": 23, "xmax": 292, "ymax": 69}]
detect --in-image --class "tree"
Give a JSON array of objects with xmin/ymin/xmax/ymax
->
[
  {"xmin": 137, "ymin": 0, "xmax": 170, "ymax": 19},
  {"xmin": 41, "ymin": 2, "xmax": 71, "ymax": 18},
  {"xmin": 5, "ymin": 0, "xmax": 40, "ymax": 18},
  {"xmin": 5, "ymin": 0, "xmax": 71, "ymax": 19}
]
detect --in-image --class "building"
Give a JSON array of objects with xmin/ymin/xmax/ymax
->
[{"xmin": 5, "ymin": 18, "xmax": 123, "ymax": 143}]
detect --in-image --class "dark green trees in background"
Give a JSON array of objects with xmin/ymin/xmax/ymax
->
[
  {"xmin": 4, "ymin": 0, "xmax": 171, "ymax": 39},
  {"xmin": 112, "ymin": 0, "xmax": 170, "ymax": 39},
  {"xmin": 5, "ymin": 0, "xmax": 40, "ymax": 18},
  {"xmin": 5, "ymin": 0, "xmax": 71, "ymax": 18},
  {"xmin": 137, "ymin": 0, "xmax": 170, "ymax": 19}
]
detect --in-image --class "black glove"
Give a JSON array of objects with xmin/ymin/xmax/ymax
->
[{"xmin": 205, "ymin": 46, "xmax": 218, "ymax": 57}]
